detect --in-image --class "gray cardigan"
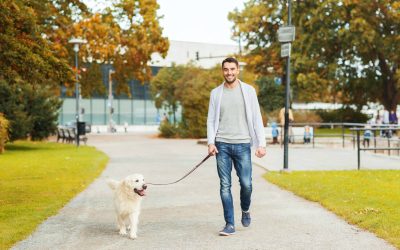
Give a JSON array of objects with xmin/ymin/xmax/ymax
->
[{"xmin": 207, "ymin": 81, "xmax": 266, "ymax": 148}]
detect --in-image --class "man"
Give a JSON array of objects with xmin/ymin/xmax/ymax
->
[
  {"xmin": 279, "ymin": 107, "xmax": 294, "ymax": 143},
  {"xmin": 207, "ymin": 57, "xmax": 266, "ymax": 236}
]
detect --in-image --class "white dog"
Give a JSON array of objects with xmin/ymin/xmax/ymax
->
[{"xmin": 107, "ymin": 174, "xmax": 147, "ymax": 239}]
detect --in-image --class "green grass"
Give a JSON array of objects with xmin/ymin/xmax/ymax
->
[
  {"xmin": 0, "ymin": 141, "xmax": 109, "ymax": 249},
  {"xmin": 264, "ymin": 170, "xmax": 400, "ymax": 248},
  {"xmin": 313, "ymin": 127, "xmax": 352, "ymax": 136}
]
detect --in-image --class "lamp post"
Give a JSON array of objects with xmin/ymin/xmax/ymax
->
[
  {"xmin": 108, "ymin": 69, "xmax": 115, "ymax": 133},
  {"xmin": 68, "ymin": 37, "xmax": 87, "ymax": 146},
  {"xmin": 277, "ymin": 0, "xmax": 294, "ymax": 170}
]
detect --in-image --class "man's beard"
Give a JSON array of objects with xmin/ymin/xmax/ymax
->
[{"xmin": 224, "ymin": 76, "xmax": 237, "ymax": 84}]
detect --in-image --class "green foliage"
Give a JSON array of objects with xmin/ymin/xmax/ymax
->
[
  {"xmin": 150, "ymin": 64, "xmax": 185, "ymax": 124},
  {"xmin": 0, "ymin": 80, "xmax": 62, "ymax": 141},
  {"xmin": 316, "ymin": 108, "xmax": 369, "ymax": 123},
  {"xmin": 80, "ymin": 63, "xmax": 106, "ymax": 97},
  {"xmin": 0, "ymin": 141, "xmax": 108, "ymax": 249},
  {"xmin": 0, "ymin": 113, "xmax": 9, "ymax": 154},
  {"xmin": 175, "ymin": 66, "xmax": 221, "ymax": 138},
  {"xmin": 151, "ymin": 64, "xmax": 222, "ymax": 138},
  {"xmin": 229, "ymin": 0, "xmax": 400, "ymax": 110},
  {"xmin": 0, "ymin": 0, "xmax": 73, "ymax": 87},
  {"xmin": 158, "ymin": 121, "xmax": 178, "ymax": 138},
  {"xmin": 256, "ymin": 77, "xmax": 285, "ymax": 112}
]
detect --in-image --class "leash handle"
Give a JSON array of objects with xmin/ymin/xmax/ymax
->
[{"xmin": 147, "ymin": 154, "xmax": 213, "ymax": 186}]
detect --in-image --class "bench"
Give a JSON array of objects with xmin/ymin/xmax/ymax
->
[
  {"xmin": 264, "ymin": 126, "xmax": 314, "ymax": 144},
  {"xmin": 57, "ymin": 126, "xmax": 88, "ymax": 145}
]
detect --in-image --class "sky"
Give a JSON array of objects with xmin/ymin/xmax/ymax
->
[
  {"xmin": 84, "ymin": 0, "xmax": 246, "ymax": 46},
  {"xmin": 157, "ymin": 0, "xmax": 246, "ymax": 45}
]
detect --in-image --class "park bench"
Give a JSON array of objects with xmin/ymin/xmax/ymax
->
[
  {"xmin": 56, "ymin": 127, "xmax": 66, "ymax": 143},
  {"xmin": 264, "ymin": 126, "xmax": 313, "ymax": 144},
  {"xmin": 68, "ymin": 127, "xmax": 88, "ymax": 145}
]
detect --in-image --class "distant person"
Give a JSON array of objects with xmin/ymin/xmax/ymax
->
[
  {"xmin": 383, "ymin": 109, "xmax": 390, "ymax": 125},
  {"xmin": 124, "ymin": 122, "xmax": 128, "ymax": 133},
  {"xmin": 162, "ymin": 113, "xmax": 169, "ymax": 123},
  {"xmin": 304, "ymin": 125, "xmax": 312, "ymax": 144},
  {"xmin": 389, "ymin": 110, "xmax": 398, "ymax": 124},
  {"xmin": 271, "ymin": 122, "xmax": 279, "ymax": 144},
  {"xmin": 207, "ymin": 57, "xmax": 266, "ymax": 236},
  {"xmin": 363, "ymin": 126, "xmax": 372, "ymax": 148},
  {"xmin": 279, "ymin": 107, "xmax": 294, "ymax": 143},
  {"xmin": 376, "ymin": 111, "xmax": 383, "ymax": 137},
  {"xmin": 389, "ymin": 110, "xmax": 398, "ymax": 136}
]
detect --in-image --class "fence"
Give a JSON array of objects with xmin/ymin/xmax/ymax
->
[{"xmin": 350, "ymin": 127, "xmax": 400, "ymax": 170}]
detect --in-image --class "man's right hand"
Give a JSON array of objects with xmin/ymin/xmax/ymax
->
[{"xmin": 208, "ymin": 144, "xmax": 219, "ymax": 156}]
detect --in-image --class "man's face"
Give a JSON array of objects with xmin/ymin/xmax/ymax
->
[{"xmin": 222, "ymin": 62, "xmax": 239, "ymax": 84}]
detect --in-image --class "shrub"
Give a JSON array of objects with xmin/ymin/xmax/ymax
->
[
  {"xmin": 0, "ymin": 113, "xmax": 9, "ymax": 153},
  {"xmin": 316, "ymin": 108, "xmax": 369, "ymax": 123},
  {"xmin": 0, "ymin": 80, "xmax": 61, "ymax": 141},
  {"xmin": 293, "ymin": 110, "xmax": 323, "ymax": 123},
  {"xmin": 159, "ymin": 121, "xmax": 178, "ymax": 138}
]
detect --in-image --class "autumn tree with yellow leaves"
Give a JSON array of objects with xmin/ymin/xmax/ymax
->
[{"xmin": 229, "ymin": 0, "xmax": 400, "ymax": 111}]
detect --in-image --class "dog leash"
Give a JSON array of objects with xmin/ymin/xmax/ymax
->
[{"xmin": 147, "ymin": 154, "xmax": 213, "ymax": 186}]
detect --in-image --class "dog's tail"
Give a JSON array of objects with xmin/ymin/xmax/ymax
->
[{"xmin": 107, "ymin": 179, "xmax": 120, "ymax": 190}]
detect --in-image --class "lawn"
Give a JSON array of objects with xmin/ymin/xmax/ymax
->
[
  {"xmin": 313, "ymin": 127, "xmax": 353, "ymax": 136},
  {"xmin": 264, "ymin": 170, "xmax": 400, "ymax": 248},
  {"xmin": 0, "ymin": 141, "xmax": 109, "ymax": 249}
]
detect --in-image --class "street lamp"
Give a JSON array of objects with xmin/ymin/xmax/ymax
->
[
  {"xmin": 68, "ymin": 37, "xmax": 87, "ymax": 146},
  {"xmin": 108, "ymin": 69, "xmax": 115, "ymax": 133},
  {"xmin": 277, "ymin": 0, "xmax": 294, "ymax": 170}
]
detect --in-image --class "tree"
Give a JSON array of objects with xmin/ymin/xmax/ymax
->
[
  {"xmin": 229, "ymin": 0, "xmax": 400, "ymax": 110},
  {"xmin": 256, "ymin": 76, "xmax": 285, "ymax": 112},
  {"xmin": 72, "ymin": 0, "xmax": 169, "ymax": 95},
  {"xmin": 0, "ymin": 80, "xmax": 61, "ymax": 141},
  {"xmin": 175, "ymin": 66, "xmax": 222, "ymax": 137},
  {"xmin": 0, "ymin": 0, "xmax": 73, "ymax": 88},
  {"xmin": 80, "ymin": 63, "xmax": 106, "ymax": 97},
  {"xmin": 149, "ymin": 64, "xmax": 184, "ymax": 124}
]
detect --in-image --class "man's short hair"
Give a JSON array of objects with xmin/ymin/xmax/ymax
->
[{"xmin": 222, "ymin": 57, "xmax": 239, "ymax": 68}]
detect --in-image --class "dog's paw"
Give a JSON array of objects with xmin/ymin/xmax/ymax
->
[
  {"xmin": 129, "ymin": 233, "xmax": 137, "ymax": 239},
  {"xmin": 119, "ymin": 229, "xmax": 127, "ymax": 236}
]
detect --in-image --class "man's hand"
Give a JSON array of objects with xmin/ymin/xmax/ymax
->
[
  {"xmin": 208, "ymin": 144, "xmax": 219, "ymax": 156},
  {"xmin": 255, "ymin": 146, "xmax": 266, "ymax": 158}
]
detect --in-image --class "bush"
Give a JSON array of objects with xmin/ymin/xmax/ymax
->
[
  {"xmin": 0, "ymin": 113, "xmax": 9, "ymax": 153},
  {"xmin": 159, "ymin": 121, "xmax": 178, "ymax": 138},
  {"xmin": 0, "ymin": 80, "xmax": 62, "ymax": 141},
  {"xmin": 293, "ymin": 110, "xmax": 323, "ymax": 123},
  {"xmin": 316, "ymin": 108, "xmax": 369, "ymax": 123}
]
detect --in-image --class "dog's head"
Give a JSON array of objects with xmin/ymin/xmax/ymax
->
[{"xmin": 123, "ymin": 174, "xmax": 147, "ymax": 197}]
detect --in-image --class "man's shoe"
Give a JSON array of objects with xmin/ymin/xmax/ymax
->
[
  {"xmin": 219, "ymin": 224, "xmax": 235, "ymax": 236},
  {"xmin": 241, "ymin": 211, "xmax": 251, "ymax": 227}
]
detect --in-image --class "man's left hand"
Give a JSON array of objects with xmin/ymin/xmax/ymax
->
[{"xmin": 255, "ymin": 147, "xmax": 266, "ymax": 158}]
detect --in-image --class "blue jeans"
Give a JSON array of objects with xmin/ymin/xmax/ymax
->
[{"xmin": 215, "ymin": 141, "xmax": 252, "ymax": 226}]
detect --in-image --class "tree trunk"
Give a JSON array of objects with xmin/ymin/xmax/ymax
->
[{"xmin": 378, "ymin": 53, "xmax": 398, "ymax": 112}]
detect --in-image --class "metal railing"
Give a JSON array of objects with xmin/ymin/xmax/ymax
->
[
  {"xmin": 350, "ymin": 127, "xmax": 400, "ymax": 170},
  {"xmin": 275, "ymin": 122, "xmax": 399, "ymax": 149}
]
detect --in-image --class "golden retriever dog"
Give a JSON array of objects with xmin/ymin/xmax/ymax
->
[{"xmin": 107, "ymin": 174, "xmax": 147, "ymax": 239}]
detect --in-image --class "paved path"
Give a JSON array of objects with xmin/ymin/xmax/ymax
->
[
  {"xmin": 14, "ymin": 134, "xmax": 396, "ymax": 250},
  {"xmin": 252, "ymin": 144, "xmax": 400, "ymax": 171}
]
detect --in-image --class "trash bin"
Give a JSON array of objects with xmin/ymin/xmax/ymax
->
[{"xmin": 77, "ymin": 122, "xmax": 86, "ymax": 135}]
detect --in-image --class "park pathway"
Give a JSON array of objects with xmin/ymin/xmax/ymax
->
[{"xmin": 13, "ymin": 134, "xmax": 395, "ymax": 250}]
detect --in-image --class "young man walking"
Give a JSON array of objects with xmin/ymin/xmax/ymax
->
[{"xmin": 207, "ymin": 57, "xmax": 266, "ymax": 236}]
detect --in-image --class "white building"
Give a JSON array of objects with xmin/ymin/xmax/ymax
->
[{"xmin": 150, "ymin": 40, "xmax": 240, "ymax": 69}]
